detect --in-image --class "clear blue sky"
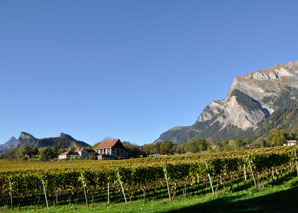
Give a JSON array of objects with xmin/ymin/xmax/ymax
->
[{"xmin": 1, "ymin": 0, "xmax": 298, "ymax": 145}]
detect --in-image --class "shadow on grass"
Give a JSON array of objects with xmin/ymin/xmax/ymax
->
[{"xmin": 168, "ymin": 186, "xmax": 298, "ymax": 213}]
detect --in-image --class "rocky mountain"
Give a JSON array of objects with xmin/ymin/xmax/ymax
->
[
  {"xmin": 0, "ymin": 137, "xmax": 17, "ymax": 153},
  {"xmin": 155, "ymin": 61, "xmax": 298, "ymax": 144},
  {"xmin": 4, "ymin": 132, "xmax": 90, "ymax": 152}
]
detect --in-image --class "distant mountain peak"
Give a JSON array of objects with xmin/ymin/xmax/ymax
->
[
  {"xmin": 0, "ymin": 136, "xmax": 17, "ymax": 153},
  {"xmin": 155, "ymin": 61, "xmax": 298, "ymax": 144},
  {"xmin": 1, "ymin": 137, "xmax": 17, "ymax": 146},
  {"xmin": 102, "ymin": 136, "xmax": 113, "ymax": 141},
  {"xmin": 239, "ymin": 61, "xmax": 298, "ymax": 81},
  {"xmin": 19, "ymin": 132, "xmax": 36, "ymax": 140},
  {"xmin": 8, "ymin": 136, "xmax": 17, "ymax": 141},
  {"xmin": 60, "ymin": 133, "xmax": 75, "ymax": 141},
  {"xmin": 288, "ymin": 60, "xmax": 298, "ymax": 66}
]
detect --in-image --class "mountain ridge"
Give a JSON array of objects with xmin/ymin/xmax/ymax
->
[
  {"xmin": 3, "ymin": 132, "xmax": 90, "ymax": 152},
  {"xmin": 155, "ymin": 61, "xmax": 298, "ymax": 144}
]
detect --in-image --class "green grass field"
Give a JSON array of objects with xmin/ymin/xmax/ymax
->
[{"xmin": 2, "ymin": 173, "xmax": 298, "ymax": 212}]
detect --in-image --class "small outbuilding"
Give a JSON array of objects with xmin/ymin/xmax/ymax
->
[
  {"xmin": 58, "ymin": 151, "xmax": 80, "ymax": 160},
  {"xmin": 77, "ymin": 148, "xmax": 97, "ymax": 159},
  {"xmin": 283, "ymin": 140, "xmax": 297, "ymax": 146}
]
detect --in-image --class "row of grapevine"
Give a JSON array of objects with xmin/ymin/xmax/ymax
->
[
  {"xmin": 0, "ymin": 147, "xmax": 297, "ymax": 209},
  {"xmin": 0, "ymin": 146, "xmax": 296, "ymax": 173}
]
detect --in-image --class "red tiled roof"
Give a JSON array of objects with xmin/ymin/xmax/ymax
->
[
  {"xmin": 97, "ymin": 139, "xmax": 120, "ymax": 149},
  {"xmin": 60, "ymin": 151, "xmax": 70, "ymax": 156},
  {"xmin": 78, "ymin": 147, "xmax": 85, "ymax": 152}
]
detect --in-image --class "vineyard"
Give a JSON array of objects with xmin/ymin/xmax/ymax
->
[{"xmin": 1, "ymin": 146, "xmax": 298, "ymax": 210}]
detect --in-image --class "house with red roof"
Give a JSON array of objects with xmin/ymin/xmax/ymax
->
[{"xmin": 95, "ymin": 139, "xmax": 128, "ymax": 160}]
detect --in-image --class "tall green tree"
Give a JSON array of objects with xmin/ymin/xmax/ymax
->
[
  {"xmin": 254, "ymin": 137, "xmax": 268, "ymax": 148},
  {"xmin": 184, "ymin": 140, "xmax": 199, "ymax": 153},
  {"xmin": 184, "ymin": 138, "xmax": 209, "ymax": 153},
  {"xmin": 175, "ymin": 144, "xmax": 185, "ymax": 154},
  {"xmin": 159, "ymin": 141, "xmax": 174, "ymax": 155},
  {"xmin": 18, "ymin": 144, "xmax": 34, "ymax": 159},
  {"xmin": 122, "ymin": 141, "xmax": 143, "ymax": 158},
  {"xmin": 39, "ymin": 147, "xmax": 58, "ymax": 161},
  {"xmin": 267, "ymin": 129, "xmax": 288, "ymax": 146}
]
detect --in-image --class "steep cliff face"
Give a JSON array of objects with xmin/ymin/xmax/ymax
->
[{"xmin": 155, "ymin": 61, "xmax": 298, "ymax": 144}]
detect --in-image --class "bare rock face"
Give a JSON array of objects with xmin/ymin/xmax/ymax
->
[
  {"xmin": 197, "ymin": 100, "xmax": 224, "ymax": 123},
  {"xmin": 155, "ymin": 61, "xmax": 298, "ymax": 144}
]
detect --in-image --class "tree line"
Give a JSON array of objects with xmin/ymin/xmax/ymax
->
[
  {"xmin": 1, "ymin": 128, "xmax": 297, "ymax": 161},
  {"xmin": 0, "ymin": 146, "xmax": 63, "ymax": 161},
  {"xmin": 134, "ymin": 128, "xmax": 298, "ymax": 157}
]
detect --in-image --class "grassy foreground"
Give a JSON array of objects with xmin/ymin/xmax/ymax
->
[{"xmin": 2, "ymin": 176, "xmax": 298, "ymax": 213}]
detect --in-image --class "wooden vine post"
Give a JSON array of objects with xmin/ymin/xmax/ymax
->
[
  {"xmin": 40, "ymin": 176, "xmax": 49, "ymax": 209},
  {"xmin": 248, "ymin": 160, "xmax": 258, "ymax": 191},
  {"xmin": 205, "ymin": 161, "xmax": 215, "ymax": 196},
  {"xmin": 79, "ymin": 172, "xmax": 89, "ymax": 207},
  {"xmin": 107, "ymin": 176, "xmax": 110, "ymax": 204},
  {"xmin": 8, "ymin": 178, "xmax": 13, "ymax": 210},
  {"xmin": 163, "ymin": 167, "xmax": 172, "ymax": 201},
  {"xmin": 271, "ymin": 167, "xmax": 275, "ymax": 181},
  {"xmin": 83, "ymin": 185, "xmax": 89, "ymax": 207},
  {"xmin": 143, "ymin": 187, "xmax": 146, "ymax": 202},
  {"xmin": 243, "ymin": 164, "xmax": 247, "ymax": 182},
  {"xmin": 10, "ymin": 188, "xmax": 13, "ymax": 210},
  {"xmin": 294, "ymin": 148, "xmax": 298, "ymax": 177},
  {"xmin": 116, "ymin": 169, "xmax": 127, "ymax": 203}
]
